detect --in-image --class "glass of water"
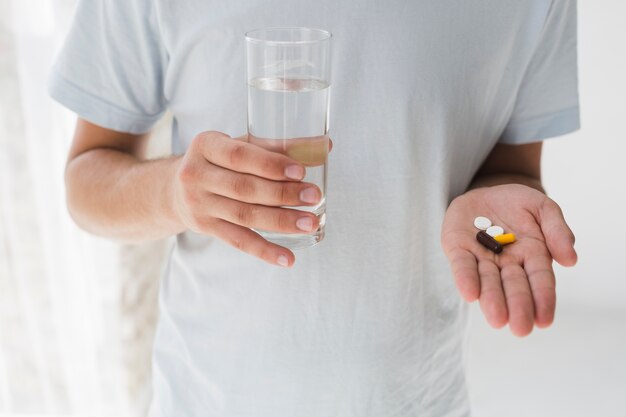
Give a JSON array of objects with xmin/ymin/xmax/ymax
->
[{"xmin": 245, "ymin": 27, "xmax": 332, "ymax": 249}]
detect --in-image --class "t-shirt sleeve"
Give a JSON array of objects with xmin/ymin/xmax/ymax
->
[
  {"xmin": 48, "ymin": 0, "xmax": 167, "ymax": 134},
  {"xmin": 499, "ymin": 0, "xmax": 580, "ymax": 144}
]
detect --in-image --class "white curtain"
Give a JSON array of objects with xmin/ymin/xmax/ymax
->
[{"xmin": 0, "ymin": 0, "xmax": 169, "ymax": 415}]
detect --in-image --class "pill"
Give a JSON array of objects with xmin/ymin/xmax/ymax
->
[
  {"xmin": 474, "ymin": 216, "xmax": 492, "ymax": 230},
  {"xmin": 476, "ymin": 230, "xmax": 503, "ymax": 254},
  {"xmin": 494, "ymin": 233, "xmax": 516, "ymax": 245},
  {"xmin": 486, "ymin": 225, "xmax": 504, "ymax": 237}
]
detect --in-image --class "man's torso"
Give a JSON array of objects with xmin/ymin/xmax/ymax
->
[{"xmin": 150, "ymin": 1, "xmax": 552, "ymax": 415}]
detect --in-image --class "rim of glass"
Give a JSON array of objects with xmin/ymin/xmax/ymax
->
[{"xmin": 245, "ymin": 27, "xmax": 332, "ymax": 45}]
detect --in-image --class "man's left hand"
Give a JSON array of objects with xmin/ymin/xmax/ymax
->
[{"xmin": 441, "ymin": 184, "xmax": 577, "ymax": 336}]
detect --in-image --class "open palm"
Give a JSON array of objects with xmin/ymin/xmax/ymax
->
[{"xmin": 441, "ymin": 184, "xmax": 577, "ymax": 336}]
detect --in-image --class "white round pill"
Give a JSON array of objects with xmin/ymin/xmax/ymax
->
[
  {"xmin": 474, "ymin": 216, "xmax": 492, "ymax": 230},
  {"xmin": 486, "ymin": 225, "xmax": 504, "ymax": 237}
]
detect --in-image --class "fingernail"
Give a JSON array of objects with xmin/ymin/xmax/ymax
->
[
  {"xmin": 299, "ymin": 187, "xmax": 319, "ymax": 204},
  {"xmin": 277, "ymin": 255, "xmax": 289, "ymax": 267},
  {"xmin": 285, "ymin": 165, "xmax": 304, "ymax": 180},
  {"xmin": 296, "ymin": 216, "xmax": 314, "ymax": 232}
]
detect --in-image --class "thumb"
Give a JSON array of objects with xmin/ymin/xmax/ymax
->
[
  {"xmin": 238, "ymin": 134, "xmax": 331, "ymax": 167},
  {"xmin": 539, "ymin": 198, "xmax": 577, "ymax": 267}
]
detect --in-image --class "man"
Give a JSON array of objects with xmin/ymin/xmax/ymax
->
[{"xmin": 50, "ymin": 0, "xmax": 579, "ymax": 415}]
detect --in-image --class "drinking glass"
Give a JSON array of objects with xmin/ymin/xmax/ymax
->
[{"xmin": 245, "ymin": 27, "xmax": 332, "ymax": 249}]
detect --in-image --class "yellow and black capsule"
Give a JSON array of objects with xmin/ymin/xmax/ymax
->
[{"xmin": 476, "ymin": 230, "xmax": 503, "ymax": 254}]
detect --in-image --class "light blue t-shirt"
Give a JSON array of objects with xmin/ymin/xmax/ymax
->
[{"xmin": 50, "ymin": 1, "xmax": 579, "ymax": 416}]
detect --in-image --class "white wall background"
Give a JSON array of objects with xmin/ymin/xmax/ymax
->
[
  {"xmin": 467, "ymin": 2, "xmax": 626, "ymax": 416},
  {"xmin": 1, "ymin": 0, "xmax": 166, "ymax": 415},
  {"xmin": 542, "ymin": 0, "xmax": 626, "ymax": 313}
]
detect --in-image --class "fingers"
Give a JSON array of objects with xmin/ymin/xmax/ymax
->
[
  {"xmin": 202, "ymin": 163, "xmax": 322, "ymax": 206},
  {"xmin": 210, "ymin": 218, "xmax": 295, "ymax": 267},
  {"xmin": 500, "ymin": 264, "xmax": 534, "ymax": 337},
  {"xmin": 447, "ymin": 248, "xmax": 480, "ymax": 302},
  {"xmin": 524, "ymin": 254, "xmax": 556, "ymax": 328},
  {"xmin": 473, "ymin": 256, "xmax": 553, "ymax": 335},
  {"xmin": 208, "ymin": 194, "xmax": 320, "ymax": 235},
  {"xmin": 539, "ymin": 198, "xmax": 577, "ymax": 267},
  {"xmin": 178, "ymin": 131, "xmax": 329, "ymax": 268},
  {"xmin": 195, "ymin": 131, "xmax": 306, "ymax": 181},
  {"xmin": 478, "ymin": 260, "xmax": 508, "ymax": 328}
]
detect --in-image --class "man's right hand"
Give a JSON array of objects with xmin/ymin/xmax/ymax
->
[{"xmin": 171, "ymin": 131, "xmax": 323, "ymax": 267}]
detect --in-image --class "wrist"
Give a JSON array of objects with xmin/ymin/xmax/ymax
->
[
  {"xmin": 468, "ymin": 173, "xmax": 545, "ymax": 194},
  {"xmin": 162, "ymin": 155, "xmax": 187, "ymax": 234}
]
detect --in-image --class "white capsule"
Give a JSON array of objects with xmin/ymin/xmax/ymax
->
[
  {"xmin": 474, "ymin": 216, "xmax": 492, "ymax": 230},
  {"xmin": 486, "ymin": 225, "xmax": 505, "ymax": 237}
]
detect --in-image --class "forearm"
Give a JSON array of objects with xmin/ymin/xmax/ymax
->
[
  {"xmin": 468, "ymin": 172, "xmax": 545, "ymax": 194},
  {"xmin": 65, "ymin": 149, "xmax": 184, "ymax": 242},
  {"xmin": 467, "ymin": 142, "xmax": 544, "ymax": 194}
]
